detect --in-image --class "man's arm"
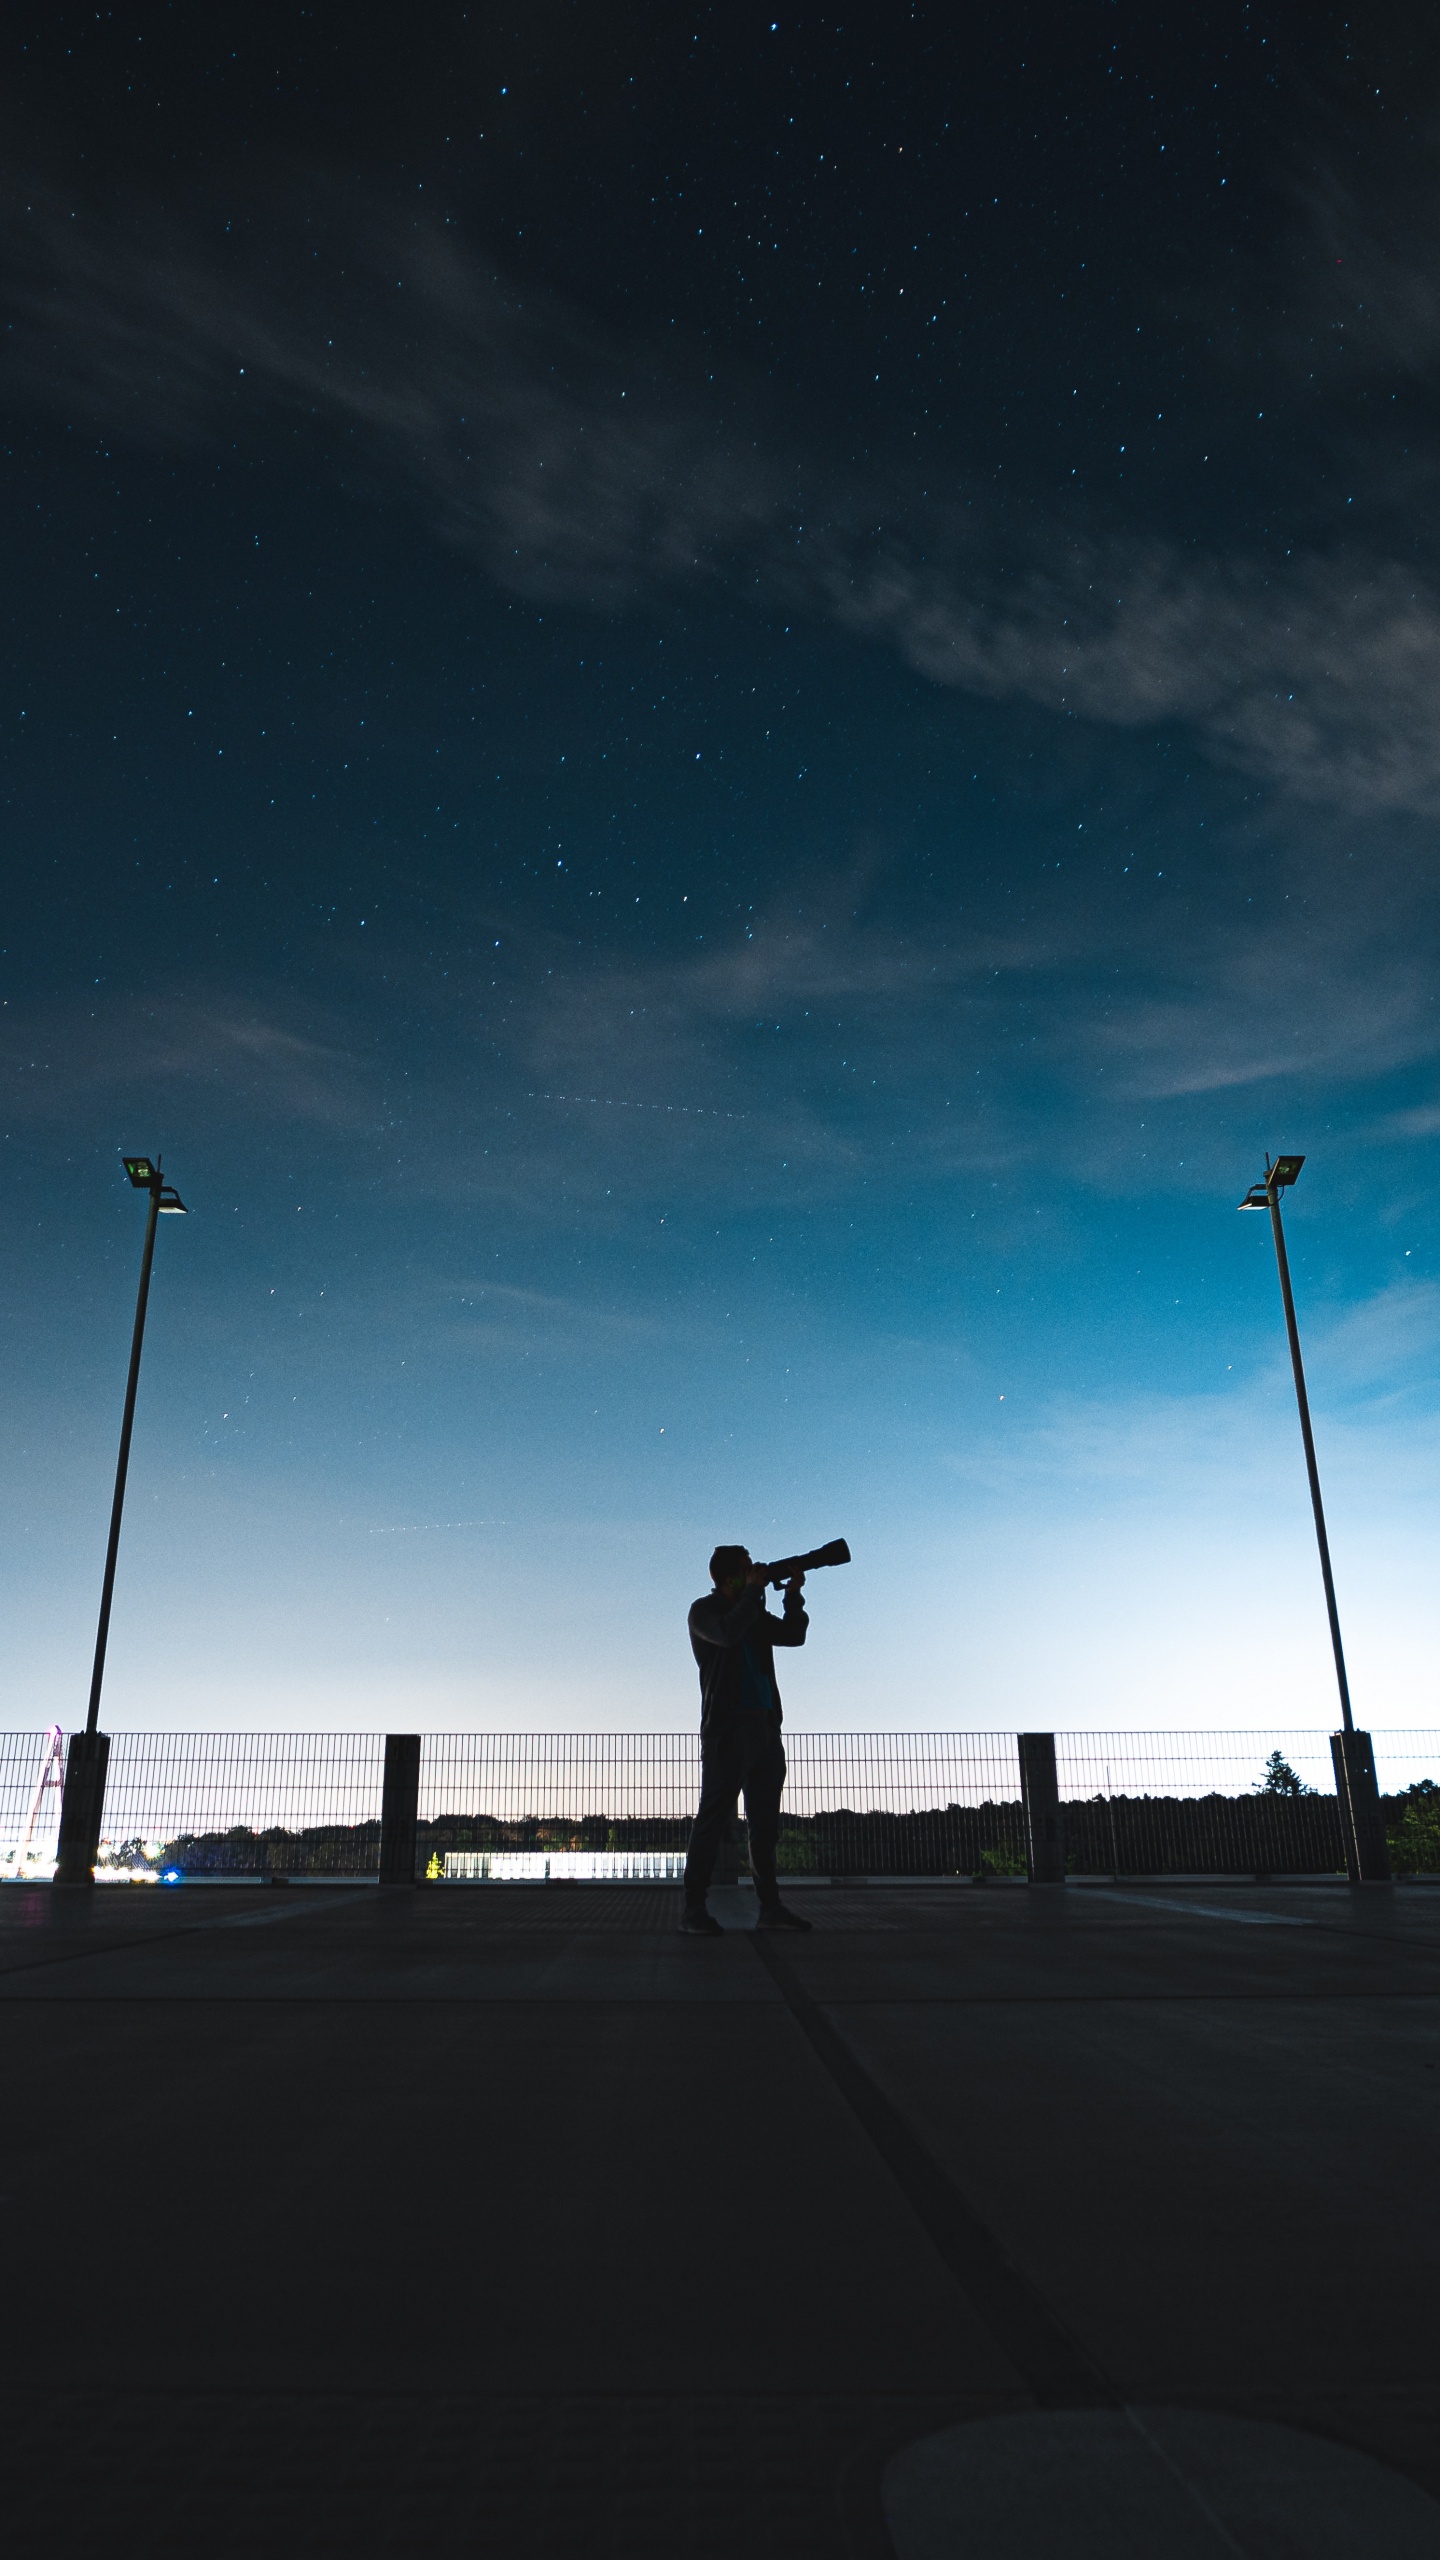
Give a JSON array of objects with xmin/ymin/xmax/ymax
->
[
  {"xmin": 688, "ymin": 1582, "xmax": 769, "ymax": 1648},
  {"xmin": 769, "ymin": 1576, "xmax": 809, "ymax": 1648}
]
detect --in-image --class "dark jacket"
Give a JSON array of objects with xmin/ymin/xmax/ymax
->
[{"xmin": 688, "ymin": 1581, "xmax": 808, "ymax": 1739}]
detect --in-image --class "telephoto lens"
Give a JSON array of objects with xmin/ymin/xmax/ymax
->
[{"xmin": 755, "ymin": 1538, "xmax": 851, "ymax": 1586}]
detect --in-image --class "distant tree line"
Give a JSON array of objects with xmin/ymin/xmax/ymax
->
[{"xmin": 131, "ymin": 1777, "xmax": 1440, "ymax": 1880}]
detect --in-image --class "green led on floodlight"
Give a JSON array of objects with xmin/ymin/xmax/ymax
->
[
  {"xmin": 122, "ymin": 1156, "xmax": 156, "ymax": 1189},
  {"xmin": 1270, "ymin": 1154, "xmax": 1306, "ymax": 1187}
]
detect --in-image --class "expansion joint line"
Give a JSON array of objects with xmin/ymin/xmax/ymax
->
[{"xmin": 749, "ymin": 1933, "xmax": 1115, "ymax": 2413}]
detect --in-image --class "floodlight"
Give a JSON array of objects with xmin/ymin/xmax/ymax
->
[
  {"xmin": 157, "ymin": 1188, "xmax": 188, "ymax": 1216},
  {"xmin": 1238, "ymin": 1153, "xmax": 1305, "ymax": 1209},
  {"xmin": 122, "ymin": 1157, "xmax": 156, "ymax": 1189}
]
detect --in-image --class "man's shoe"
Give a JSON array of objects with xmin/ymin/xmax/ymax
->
[
  {"xmin": 756, "ymin": 1901, "xmax": 813, "ymax": 1932},
  {"xmin": 679, "ymin": 1902, "xmax": 724, "ymax": 1937}
]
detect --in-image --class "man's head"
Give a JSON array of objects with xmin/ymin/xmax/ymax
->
[{"xmin": 710, "ymin": 1543, "xmax": 752, "ymax": 1595}]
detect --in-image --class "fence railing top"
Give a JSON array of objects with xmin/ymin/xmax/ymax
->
[{"xmin": 9, "ymin": 1726, "xmax": 1440, "ymax": 1742}]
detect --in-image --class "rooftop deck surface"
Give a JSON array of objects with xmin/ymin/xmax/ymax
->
[{"xmin": 4, "ymin": 1875, "xmax": 1439, "ymax": 2557}]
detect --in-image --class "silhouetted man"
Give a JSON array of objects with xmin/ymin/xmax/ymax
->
[{"xmin": 680, "ymin": 1544, "xmax": 814, "ymax": 1936}]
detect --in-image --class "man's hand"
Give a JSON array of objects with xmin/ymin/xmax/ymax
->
[
  {"xmin": 784, "ymin": 1569, "xmax": 806, "ymax": 1594},
  {"xmin": 744, "ymin": 1565, "xmax": 767, "ymax": 1586}
]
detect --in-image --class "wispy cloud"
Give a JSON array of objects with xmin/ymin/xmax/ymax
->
[
  {"xmin": 1307, "ymin": 1278, "xmax": 1440, "ymax": 1398},
  {"xmin": 8, "ymin": 170, "xmax": 1440, "ymax": 813},
  {"xmin": 6, "ymin": 841, "xmax": 1437, "ymax": 1216},
  {"xmin": 1379, "ymin": 1100, "xmax": 1440, "ymax": 1137},
  {"xmin": 826, "ymin": 544, "xmax": 1440, "ymax": 816},
  {"xmin": 1, "ymin": 988, "xmax": 371, "ymax": 1131},
  {"xmin": 1, "ymin": 176, "xmax": 786, "ymax": 601},
  {"xmin": 1286, "ymin": 126, "xmax": 1440, "ymax": 384},
  {"xmin": 1084, "ymin": 925, "xmax": 1440, "ymax": 1102},
  {"xmin": 440, "ymin": 1276, "xmax": 665, "ymax": 1355},
  {"xmin": 940, "ymin": 1342, "xmax": 1440, "ymax": 1513}
]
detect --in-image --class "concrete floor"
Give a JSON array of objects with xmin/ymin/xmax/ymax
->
[{"xmin": 3, "ymin": 1875, "xmax": 1438, "ymax": 2556}]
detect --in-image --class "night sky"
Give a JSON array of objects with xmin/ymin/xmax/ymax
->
[{"xmin": 4, "ymin": 2, "xmax": 1439, "ymax": 1735}]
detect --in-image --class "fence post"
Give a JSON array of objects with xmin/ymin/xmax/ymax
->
[
  {"xmin": 1330, "ymin": 1730, "xmax": 1390, "ymax": 1884},
  {"xmin": 1018, "ymin": 1733, "xmax": 1065, "ymax": 1884},
  {"xmin": 54, "ymin": 1732, "xmax": 112, "ymax": 1887},
  {"xmin": 379, "ymin": 1734, "xmax": 421, "ymax": 1886}
]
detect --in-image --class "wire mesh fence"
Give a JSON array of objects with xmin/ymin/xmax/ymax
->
[
  {"xmin": 416, "ymin": 1728, "xmax": 1027, "ymax": 1878},
  {"xmin": 1373, "ymin": 1733, "xmax": 1440, "ymax": 1795},
  {"xmin": 782, "ymin": 1731, "xmax": 1025, "ymax": 1876},
  {"xmin": 416, "ymin": 1732, "xmax": 698, "ymax": 1882},
  {"xmin": 2, "ymin": 1725, "xmax": 1437, "ymax": 1882},
  {"xmin": 1051, "ymin": 1730, "xmax": 1440, "ymax": 1876},
  {"xmin": 0, "ymin": 1730, "xmax": 386, "ymax": 1880},
  {"xmin": 1052, "ymin": 1730, "xmax": 1346, "ymax": 1877}
]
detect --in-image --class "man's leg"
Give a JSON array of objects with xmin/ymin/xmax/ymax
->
[
  {"xmin": 683, "ymin": 1731, "xmax": 741, "ymax": 1912},
  {"xmin": 744, "ymin": 1726, "xmax": 813, "ymax": 1930},
  {"xmin": 741, "ymin": 1726, "xmax": 787, "ymax": 1909}
]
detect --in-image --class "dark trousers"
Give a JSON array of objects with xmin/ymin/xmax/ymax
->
[{"xmin": 684, "ymin": 1712, "xmax": 787, "ymax": 1907}]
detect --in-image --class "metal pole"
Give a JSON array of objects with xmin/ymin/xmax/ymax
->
[
  {"xmin": 85, "ymin": 1172, "xmax": 162, "ymax": 1736},
  {"xmin": 1266, "ymin": 1177, "xmax": 1354, "ymax": 1735}
]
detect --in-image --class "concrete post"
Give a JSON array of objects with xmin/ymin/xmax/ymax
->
[
  {"xmin": 1018, "ymin": 1733, "xmax": 1065, "ymax": 1885},
  {"xmin": 1330, "ymin": 1729, "xmax": 1390, "ymax": 1884},
  {"xmin": 379, "ymin": 1734, "xmax": 421, "ymax": 1886},
  {"xmin": 54, "ymin": 1732, "xmax": 111, "ymax": 1887}
]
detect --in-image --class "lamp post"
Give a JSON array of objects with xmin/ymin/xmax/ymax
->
[
  {"xmin": 1238, "ymin": 1154, "xmax": 1388, "ymax": 1881},
  {"xmin": 1238, "ymin": 1154, "xmax": 1351, "ymax": 1731},
  {"xmin": 54, "ymin": 1155, "xmax": 188, "ymax": 1886}
]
